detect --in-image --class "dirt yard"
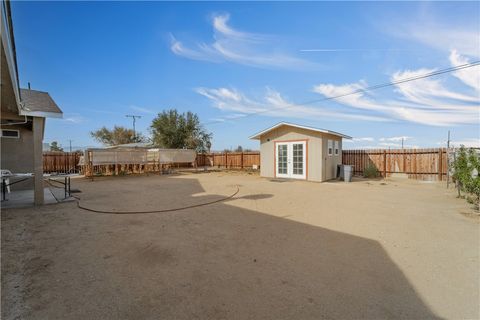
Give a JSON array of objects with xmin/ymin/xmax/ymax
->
[{"xmin": 1, "ymin": 172, "xmax": 479, "ymax": 319}]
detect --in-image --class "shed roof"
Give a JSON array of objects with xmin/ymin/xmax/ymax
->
[
  {"xmin": 249, "ymin": 122, "xmax": 352, "ymax": 140},
  {"xmin": 19, "ymin": 89, "xmax": 63, "ymax": 118}
]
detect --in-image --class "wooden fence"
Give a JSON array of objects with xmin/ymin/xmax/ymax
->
[
  {"xmin": 197, "ymin": 152, "xmax": 260, "ymax": 169},
  {"xmin": 342, "ymin": 148, "xmax": 448, "ymax": 181},
  {"xmin": 43, "ymin": 152, "xmax": 82, "ymax": 174},
  {"xmin": 44, "ymin": 149, "xmax": 449, "ymax": 181},
  {"xmin": 81, "ymin": 151, "xmax": 261, "ymax": 177}
]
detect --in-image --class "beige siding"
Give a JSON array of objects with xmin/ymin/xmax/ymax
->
[
  {"xmin": 322, "ymin": 133, "xmax": 343, "ymax": 181},
  {"xmin": 260, "ymin": 137, "xmax": 274, "ymax": 178},
  {"xmin": 258, "ymin": 126, "xmax": 343, "ymax": 182},
  {"xmin": 260, "ymin": 126, "xmax": 342, "ymax": 181},
  {"xmin": 1, "ymin": 124, "xmax": 35, "ymax": 190}
]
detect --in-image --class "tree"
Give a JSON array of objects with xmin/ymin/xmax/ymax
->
[
  {"xmin": 452, "ymin": 146, "xmax": 480, "ymax": 209},
  {"xmin": 150, "ymin": 109, "xmax": 212, "ymax": 152},
  {"xmin": 235, "ymin": 145, "xmax": 243, "ymax": 152},
  {"xmin": 50, "ymin": 141, "xmax": 63, "ymax": 152},
  {"xmin": 90, "ymin": 126, "xmax": 146, "ymax": 146}
]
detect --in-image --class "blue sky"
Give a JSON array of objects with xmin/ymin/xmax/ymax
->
[{"xmin": 11, "ymin": 1, "xmax": 480, "ymax": 150}]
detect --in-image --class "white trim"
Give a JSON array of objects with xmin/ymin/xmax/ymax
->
[
  {"xmin": 275, "ymin": 142, "xmax": 289, "ymax": 179},
  {"xmin": 275, "ymin": 141, "xmax": 306, "ymax": 180},
  {"xmin": 1, "ymin": 2, "xmax": 21, "ymax": 109},
  {"xmin": 18, "ymin": 109, "xmax": 63, "ymax": 119},
  {"xmin": 250, "ymin": 122, "xmax": 352, "ymax": 140},
  {"xmin": 1, "ymin": 129, "xmax": 20, "ymax": 138}
]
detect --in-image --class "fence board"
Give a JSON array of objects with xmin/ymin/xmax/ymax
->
[
  {"xmin": 46, "ymin": 149, "xmax": 447, "ymax": 181},
  {"xmin": 43, "ymin": 152, "xmax": 81, "ymax": 174},
  {"xmin": 342, "ymin": 148, "xmax": 447, "ymax": 181},
  {"xmin": 204, "ymin": 152, "xmax": 261, "ymax": 169}
]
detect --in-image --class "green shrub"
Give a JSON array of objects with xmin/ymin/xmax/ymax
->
[
  {"xmin": 452, "ymin": 146, "xmax": 480, "ymax": 210},
  {"xmin": 363, "ymin": 163, "xmax": 379, "ymax": 178}
]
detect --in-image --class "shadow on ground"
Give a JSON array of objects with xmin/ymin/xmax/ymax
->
[{"xmin": 1, "ymin": 175, "xmax": 440, "ymax": 319}]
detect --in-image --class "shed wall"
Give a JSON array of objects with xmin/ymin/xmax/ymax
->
[
  {"xmin": 259, "ymin": 127, "xmax": 343, "ymax": 182},
  {"xmin": 259, "ymin": 127, "xmax": 322, "ymax": 181},
  {"xmin": 321, "ymin": 133, "xmax": 343, "ymax": 181}
]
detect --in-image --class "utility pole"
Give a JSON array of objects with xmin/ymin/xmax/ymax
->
[
  {"xmin": 401, "ymin": 137, "xmax": 404, "ymax": 149},
  {"xmin": 68, "ymin": 139, "xmax": 73, "ymax": 152},
  {"xmin": 125, "ymin": 115, "xmax": 141, "ymax": 140},
  {"xmin": 446, "ymin": 130, "xmax": 451, "ymax": 188}
]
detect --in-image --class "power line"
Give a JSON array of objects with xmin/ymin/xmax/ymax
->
[{"xmin": 203, "ymin": 61, "xmax": 480, "ymax": 126}]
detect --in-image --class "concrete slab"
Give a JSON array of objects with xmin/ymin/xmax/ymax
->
[{"xmin": 1, "ymin": 188, "xmax": 57, "ymax": 209}]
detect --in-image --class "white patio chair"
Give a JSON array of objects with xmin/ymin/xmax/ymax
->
[{"xmin": 1, "ymin": 169, "xmax": 12, "ymax": 193}]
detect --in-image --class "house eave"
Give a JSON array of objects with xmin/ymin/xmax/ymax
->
[
  {"xmin": 249, "ymin": 122, "xmax": 352, "ymax": 140},
  {"xmin": 18, "ymin": 109, "xmax": 63, "ymax": 119}
]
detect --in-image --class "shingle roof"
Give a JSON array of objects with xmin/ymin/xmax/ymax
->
[{"xmin": 19, "ymin": 89, "xmax": 62, "ymax": 117}]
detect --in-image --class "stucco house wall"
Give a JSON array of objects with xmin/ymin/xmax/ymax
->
[
  {"xmin": 0, "ymin": 113, "xmax": 45, "ymax": 190},
  {"xmin": 1, "ymin": 1, "xmax": 60, "ymax": 204}
]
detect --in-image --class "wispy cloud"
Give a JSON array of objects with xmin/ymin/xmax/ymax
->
[
  {"xmin": 170, "ymin": 13, "xmax": 316, "ymax": 70},
  {"xmin": 344, "ymin": 144, "xmax": 419, "ymax": 150},
  {"xmin": 300, "ymin": 49, "xmax": 412, "ymax": 53},
  {"xmin": 449, "ymin": 50, "xmax": 480, "ymax": 91},
  {"xmin": 312, "ymin": 50, "xmax": 479, "ymax": 126},
  {"xmin": 438, "ymin": 138, "xmax": 480, "ymax": 148},
  {"xmin": 378, "ymin": 142, "xmax": 419, "ymax": 148},
  {"xmin": 405, "ymin": 27, "xmax": 478, "ymax": 58},
  {"xmin": 345, "ymin": 137, "xmax": 418, "ymax": 149},
  {"xmin": 353, "ymin": 137, "xmax": 375, "ymax": 142},
  {"xmin": 380, "ymin": 136, "xmax": 411, "ymax": 142},
  {"xmin": 197, "ymin": 86, "xmax": 388, "ymax": 123},
  {"xmin": 345, "ymin": 137, "xmax": 375, "ymax": 143},
  {"xmin": 62, "ymin": 113, "xmax": 86, "ymax": 124},
  {"xmin": 453, "ymin": 140, "xmax": 480, "ymax": 148},
  {"xmin": 130, "ymin": 105, "xmax": 156, "ymax": 115},
  {"xmin": 383, "ymin": 12, "xmax": 480, "ymax": 58},
  {"xmin": 84, "ymin": 108, "xmax": 119, "ymax": 115}
]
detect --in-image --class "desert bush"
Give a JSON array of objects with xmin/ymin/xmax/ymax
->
[
  {"xmin": 363, "ymin": 163, "xmax": 379, "ymax": 178},
  {"xmin": 452, "ymin": 146, "xmax": 480, "ymax": 210}
]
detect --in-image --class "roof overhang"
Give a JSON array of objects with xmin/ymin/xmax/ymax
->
[
  {"xmin": 18, "ymin": 109, "xmax": 63, "ymax": 119},
  {"xmin": 19, "ymin": 89, "xmax": 63, "ymax": 118},
  {"xmin": 1, "ymin": 1, "xmax": 21, "ymax": 110},
  {"xmin": 249, "ymin": 122, "xmax": 352, "ymax": 140}
]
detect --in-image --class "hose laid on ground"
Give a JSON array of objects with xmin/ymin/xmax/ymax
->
[{"xmin": 75, "ymin": 185, "xmax": 240, "ymax": 215}]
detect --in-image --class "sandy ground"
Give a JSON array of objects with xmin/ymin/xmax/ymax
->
[{"xmin": 1, "ymin": 171, "xmax": 478, "ymax": 319}]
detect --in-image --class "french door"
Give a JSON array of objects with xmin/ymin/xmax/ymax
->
[{"xmin": 275, "ymin": 141, "xmax": 306, "ymax": 179}]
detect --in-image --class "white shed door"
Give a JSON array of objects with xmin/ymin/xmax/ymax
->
[{"xmin": 275, "ymin": 141, "xmax": 306, "ymax": 179}]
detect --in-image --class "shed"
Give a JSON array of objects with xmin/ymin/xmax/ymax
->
[{"xmin": 250, "ymin": 122, "xmax": 351, "ymax": 182}]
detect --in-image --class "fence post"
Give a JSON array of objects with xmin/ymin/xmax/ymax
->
[
  {"xmin": 87, "ymin": 150, "xmax": 93, "ymax": 178},
  {"xmin": 383, "ymin": 150, "xmax": 387, "ymax": 178},
  {"xmin": 241, "ymin": 152, "xmax": 244, "ymax": 169},
  {"xmin": 446, "ymin": 148, "xmax": 450, "ymax": 188},
  {"xmin": 225, "ymin": 152, "xmax": 228, "ymax": 169},
  {"xmin": 438, "ymin": 149, "xmax": 443, "ymax": 181}
]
